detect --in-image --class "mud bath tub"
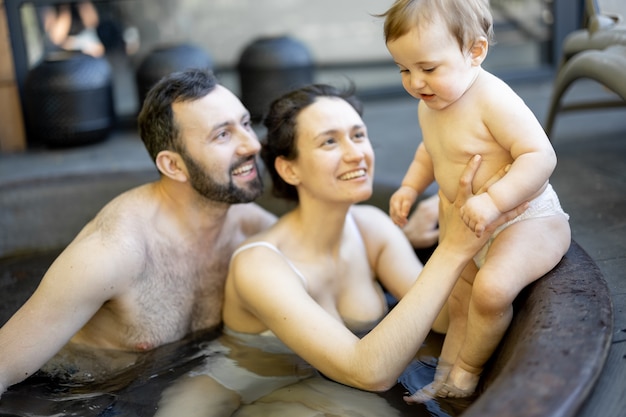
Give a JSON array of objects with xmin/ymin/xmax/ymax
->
[{"xmin": 0, "ymin": 169, "xmax": 613, "ymax": 417}]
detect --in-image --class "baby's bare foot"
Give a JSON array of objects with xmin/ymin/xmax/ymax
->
[
  {"xmin": 403, "ymin": 361, "xmax": 451, "ymax": 404},
  {"xmin": 404, "ymin": 379, "xmax": 443, "ymax": 403},
  {"xmin": 436, "ymin": 367, "xmax": 480, "ymax": 399}
]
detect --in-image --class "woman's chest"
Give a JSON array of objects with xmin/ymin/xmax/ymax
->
[{"xmin": 300, "ymin": 252, "xmax": 387, "ymax": 333}]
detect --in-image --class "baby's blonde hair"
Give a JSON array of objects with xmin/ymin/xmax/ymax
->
[{"xmin": 381, "ymin": 0, "xmax": 494, "ymax": 51}]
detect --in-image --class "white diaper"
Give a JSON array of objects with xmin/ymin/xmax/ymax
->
[{"xmin": 473, "ymin": 184, "xmax": 569, "ymax": 268}]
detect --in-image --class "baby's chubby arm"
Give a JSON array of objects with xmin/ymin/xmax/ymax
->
[
  {"xmin": 390, "ymin": 142, "xmax": 435, "ymax": 227},
  {"xmin": 461, "ymin": 83, "xmax": 557, "ymax": 236}
]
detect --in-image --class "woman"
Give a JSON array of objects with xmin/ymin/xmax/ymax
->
[{"xmin": 223, "ymin": 84, "xmax": 526, "ymax": 393}]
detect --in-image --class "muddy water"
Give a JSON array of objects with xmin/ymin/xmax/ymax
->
[{"xmin": 0, "ymin": 251, "xmax": 471, "ymax": 417}]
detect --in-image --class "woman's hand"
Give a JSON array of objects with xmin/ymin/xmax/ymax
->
[
  {"xmin": 439, "ymin": 155, "xmax": 527, "ymax": 256},
  {"xmin": 404, "ymin": 159, "xmax": 512, "ymax": 249},
  {"xmin": 459, "ymin": 161, "xmax": 512, "ymax": 237}
]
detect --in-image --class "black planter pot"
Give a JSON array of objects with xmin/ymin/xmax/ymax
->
[
  {"xmin": 23, "ymin": 51, "xmax": 114, "ymax": 148},
  {"xmin": 238, "ymin": 36, "xmax": 314, "ymax": 122},
  {"xmin": 135, "ymin": 43, "xmax": 213, "ymax": 108}
]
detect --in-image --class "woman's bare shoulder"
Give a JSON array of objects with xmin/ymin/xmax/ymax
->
[
  {"xmin": 350, "ymin": 204, "xmax": 390, "ymax": 224},
  {"xmin": 350, "ymin": 204, "xmax": 400, "ymax": 243}
]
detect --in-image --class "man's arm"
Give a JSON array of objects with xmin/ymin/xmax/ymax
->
[{"xmin": 0, "ymin": 235, "xmax": 132, "ymax": 397}]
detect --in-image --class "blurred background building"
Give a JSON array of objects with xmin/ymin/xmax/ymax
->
[{"xmin": 3, "ymin": 0, "xmax": 581, "ymax": 143}]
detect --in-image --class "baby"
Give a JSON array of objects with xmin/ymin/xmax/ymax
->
[{"xmin": 381, "ymin": 0, "xmax": 571, "ymax": 402}]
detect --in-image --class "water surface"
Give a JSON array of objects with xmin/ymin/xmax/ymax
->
[{"xmin": 0, "ymin": 251, "xmax": 471, "ymax": 417}]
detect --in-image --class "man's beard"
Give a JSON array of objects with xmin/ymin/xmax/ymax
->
[{"xmin": 182, "ymin": 152, "xmax": 264, "ymax": 204}]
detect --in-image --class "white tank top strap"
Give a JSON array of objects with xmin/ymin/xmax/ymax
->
[
  {"xmin": 346, "ymin": 211, "xmax": 368, "ymax": 253},
  {"xmin": 231, "ymin": 242, "xmax": 308, "ymax": 289}
]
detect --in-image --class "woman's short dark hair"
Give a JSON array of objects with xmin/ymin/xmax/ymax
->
[
  {"xmin": 261, "ymin": 83, "xmax": 363, "ymax": 201},
  {"xmin": 138, "ymin": 68, "xmax": 217, "ymax": 163}
]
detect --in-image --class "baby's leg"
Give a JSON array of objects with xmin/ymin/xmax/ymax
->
[
  {"xmin": 404, "ymin": 262, "xmax": 478, "ymax": 404},
  {"xmin": 439, "ymin": 215, "xmax": 570, "ymax": 399}
]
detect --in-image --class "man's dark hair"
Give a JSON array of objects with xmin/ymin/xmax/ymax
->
[{"xmin": 138, "ymin": 68, "xmax": 217, "ymax": 163}]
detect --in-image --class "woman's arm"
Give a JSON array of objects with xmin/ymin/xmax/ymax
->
[
  {"xmin": 361, "ymin": 161, "xmax": 513, "ymax": 300},
  {"xmin": 230, "ymin": 156, "xmax": 528, "ymax": 392},
  {"xmin": 352, "ymin": 204, "xmax": 422, "ymax": 300}
]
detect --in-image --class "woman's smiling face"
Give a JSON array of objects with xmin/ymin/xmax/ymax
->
[{"xmin": 287, "ymin": 96, "xmax": 375, "ymax": 204}]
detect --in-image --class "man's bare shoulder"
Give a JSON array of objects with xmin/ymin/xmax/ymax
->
[
  {"xmin": 67, "ymin": 183, "xmax": 157, "ymax": 271},
  {"xmin": 35, "ymin": 186, "xmax": 157, "ymax": 344},
  {"xmin": 228, "ymin": 202, "xmax": 277, "ymax": 237},
  {"xmin": 84, "ymin": 183, "xmax": 156, "ymax": 235}
]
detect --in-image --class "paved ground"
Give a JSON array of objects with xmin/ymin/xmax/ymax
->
[{"xmin": 0, "ymin": 75, "xmax": 624, "ymax": 417}]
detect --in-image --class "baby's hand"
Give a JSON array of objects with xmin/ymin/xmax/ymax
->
[
  {"xmin": 460, "ymin": 193, "xmax": 502, "ymax": 237},
  {"xmin": 403, "ymin": 193, "xmax": 439, "ymax": 248},
  {"xmin": 390, "ymin": 186, "xmax": 418, "ymax": 227}
]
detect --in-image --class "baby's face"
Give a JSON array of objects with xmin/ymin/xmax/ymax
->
[{"xmin": 386, "ymin": 20, "xmax": 483, "ymax": 110}]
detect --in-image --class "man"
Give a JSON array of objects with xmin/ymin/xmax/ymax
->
[
  {"xmin": 0, "ymin": 68, "xmax": 439, "ymax": 398},
  {"xmin": 0, "ymin": 69, "xmax": 276, "ymax": 397}
]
